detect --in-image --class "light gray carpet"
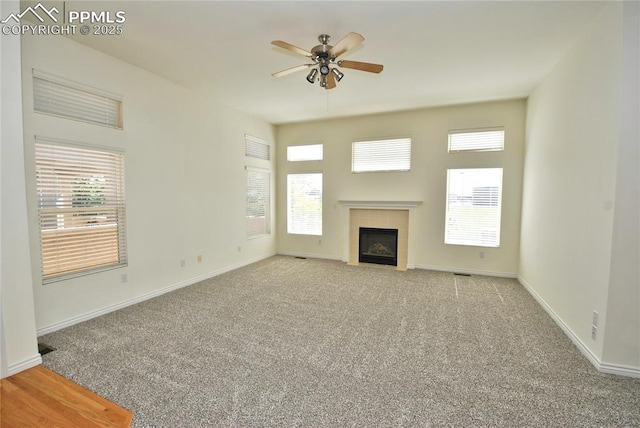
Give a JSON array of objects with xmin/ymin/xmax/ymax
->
[{"xmin": 41, "ymin": 256, "xmax": 640, "ymax": 427}]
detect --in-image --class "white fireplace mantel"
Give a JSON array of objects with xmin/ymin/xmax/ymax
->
[
  {"xmin": 338, "ymin": 200, "xmax": 422, "ymax": 269},
  {"xmin": 338, "ymin": 200, "xmax": 422, "ymax": 209}
]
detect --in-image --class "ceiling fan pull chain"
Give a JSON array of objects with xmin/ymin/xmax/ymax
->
[{"xmin": 326, "ymin": 89, "xmax": 330, "ymax": 115}]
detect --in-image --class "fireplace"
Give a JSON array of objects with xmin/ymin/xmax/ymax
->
[
  {"xmin": 359, "ymin": 227, "xmax": 398, "ymax": 266},
  {"xmin": 340, "ymin": 202, "xmax": 421, "ymax": 270}
]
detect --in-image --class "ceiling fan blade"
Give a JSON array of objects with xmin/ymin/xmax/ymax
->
[
  {"xmin": 272, "ymin": 64, "xmax": 314, "ymax": 78},
  {"xmin": 329, "ymin": 32, "xmax": 364, "ymax": 58},
  {"xmin": 271, "ymin": 40, "xmax": 313, "ymax": 57},
  {"xmin": 326, "ymin": 71, "xmax": 337, "ymax": 90},
  {"xmin": 338, "ymin": 60, "xmax": 384, "ymax": 74}
]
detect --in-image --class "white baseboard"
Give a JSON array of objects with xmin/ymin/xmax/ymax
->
[
  {"xmin": 518, "ymin": 276, "xmax": 601, "ymax": 368},
  {"xmin": 518, "ymin": 276, "xmax": 640, "ymax": 379},
  {"xmin": 37, "ymin": 253, "xmax": 274, "ymax": 337},
  {"xmin": 599, "ymin": 362, "xmax": 640, "ymax": 378},
  {"xmin": 415, "ymin": 264, "xmax": 517, "ymax": 278},
  {"xmin": 7, "ymin": 354, "xmax": 42, "ymax": 377}
]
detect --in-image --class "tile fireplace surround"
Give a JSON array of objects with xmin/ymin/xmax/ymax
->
[{"xmin": 339, "ymin": 201, "xmax": 422, "ymax": 270}]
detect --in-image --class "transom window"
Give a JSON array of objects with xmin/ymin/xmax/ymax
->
[
  {"xmin": 352, "ymin": 137, "xmax": 411, "ymax": 172},
  {"xmin": 245, "ymin": 134, "xmax": 270, "ymax": 160},
  {"xmin": 448, "ymin": 128, "xmax": 504, "ymax": 152},
  {"xmin": 33, "ymin": 70, "xmax": 123, "ymax": 129},
  {"xmin": 287, "ymin": 144, "xmax": 323, "ymax": 161}
]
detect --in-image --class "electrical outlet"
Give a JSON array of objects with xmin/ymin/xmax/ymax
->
[
  {"xmin": 591, "ymin": 325, "xmax": 597, "ymax": 341},
  {"xmin": 318, "ymin": 239, "xmax": 322, "ymax": 245},
  {"xmin": 120, "ymin": 273, "xmax": 128, "ymax": 283},
  {"xmin": 592, "ymin": 311, "xmax": 599, "ymax": 327},
  {"xmin": 237, "ymin": 246, "xmax": 242, "ymax": 252},
  {"xmin": 197, "ymin": 255, "xmax": 202, "ymax": 263},
  {"xmin": 180, "ymin": 259, "xmax": 186, "ymax": 268},
  {"xmin": 479, "ymin": 251, "xmax": 485, "ymax": 259}
]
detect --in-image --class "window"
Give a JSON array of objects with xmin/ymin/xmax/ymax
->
[
  {"xmin": 445, "ymin": 168, "xmax": 503, "ymax": 247},
  {"xmin": 35, "ymin": 138, "xmax": 127, "ymax": 283},
  {"xmin": 287, "ymin": 144, "xmax": 323, "ymax": 161},
  {"xmin": 287, "ymin": 173, "xmax": 322, "ymax": 235},
  {"xmin": 33, "ymin": 70, "xmax": 123, "ymax": 129},
  {"xmin": 245, "ymin": 134, "xmax": 270, "ymax": 160},
  {"xmin": 246, "ymin": 168, "xmax": 270, "ymax": 237},
  {"xmin": 352, "ymin": 137, "xmax": 411, "ymax": 172},
  {"xmin": 448, "ymin": 128, "xmax": 504, "ymax": 152}
]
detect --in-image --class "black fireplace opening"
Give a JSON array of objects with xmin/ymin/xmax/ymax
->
[{"xmin": 359, "ymin": 227, "xmax": 398, "ymax": 266}]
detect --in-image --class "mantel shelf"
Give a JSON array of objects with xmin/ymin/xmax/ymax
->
[{"xmin": 338, "ymin": 200, "xmax": 423, "ymax": 208}]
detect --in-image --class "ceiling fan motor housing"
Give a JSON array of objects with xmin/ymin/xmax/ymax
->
[{"xmin": 312, "ymin": 34, "xmax": 335, "ymax": 64}]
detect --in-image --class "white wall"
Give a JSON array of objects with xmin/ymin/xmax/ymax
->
[
  {"xmin": 0, "ymin": 0, "xmax": 41, "ymax": 377},
  {"xmin": 276, "ymin": 99, "xmax": 526, "ymax": 276},
  {"xmin": 521, "ymin": 1, "xmax": 639, "ymax": 373},
  {"xmin": 20, "ymin": 33, "xmax": 276, "ymax": 334},
  {"xmin": 603, "ymin": 1, "xmax": 640, "ymax": 371}
]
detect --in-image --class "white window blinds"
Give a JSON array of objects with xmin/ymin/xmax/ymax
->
[
  {"xmin": 33, "ymin": 71, "xmax": 123, "ymax": 129},
  {"xmin": 246, "ymin": 168, "xmax": 270, "ymax": 237},
  {"xmin": 35, "ymin": 138, "xmax": 127, "ymax": 283},
  {"xmin": 352, "ymin": 137, "xmax": 411, "ymax": 172},
  {"xmin": 287, "ymin": 144, "xmax": 323, "ymax": 161},
  {"xmin": 445, "ymin": 168, "xmax": 503, "ymax": 247},
  {"xmin": 287, "ymin": 173, "xmax": 322, "ymax": 236},
  {"xmin": 245, "ymin": 135, "xmax": 270, "ymax": 160},
  {"xmin": 448, "ymin": 128, "xmax": 504, "ymax": 152}
]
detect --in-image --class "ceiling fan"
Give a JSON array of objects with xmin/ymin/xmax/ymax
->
[{"xmin": 271, "ymin": 32, "xmax": 384, "ymax": 90}]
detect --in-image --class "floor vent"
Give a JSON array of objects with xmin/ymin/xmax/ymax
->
[
  {"xmin": 38, "ymin": 343, "xmax": 56, "ymax": 355},
  {"xmin": 295, "ymin": 256, "xmax": 307, "ymax": 259},
  {"xmin": 453, "ymin": 273, "xmax": 471, "ymax": 277}
]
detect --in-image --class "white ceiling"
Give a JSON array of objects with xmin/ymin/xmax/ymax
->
[{"xmin": 32, "ymin": 1, "xmax": 608, "ymax": 124}]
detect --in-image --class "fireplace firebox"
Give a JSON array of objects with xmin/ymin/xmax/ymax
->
[{"xmin": 359, "ymin": 227, "xmax": 398, "ymax": 266}]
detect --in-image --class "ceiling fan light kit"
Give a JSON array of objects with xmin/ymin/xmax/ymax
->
[
  {"xmin": 306, "ymin": 68, "xmax": 318, "ymax": 84},
  {"xmin": 271, "ymin": 32, "xmax": 383, "ymax": 90}
]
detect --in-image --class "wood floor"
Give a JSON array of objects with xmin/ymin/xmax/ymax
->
[{"xmin": 1, "ymin": 365, "xmax": 133, "ymax": 427}]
